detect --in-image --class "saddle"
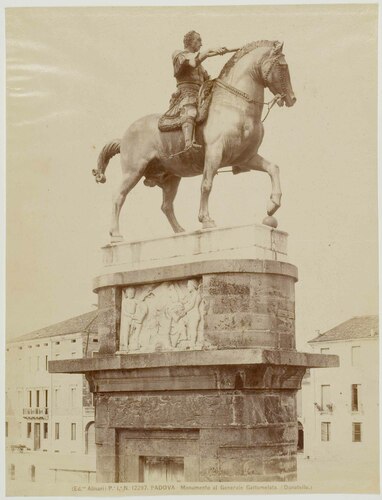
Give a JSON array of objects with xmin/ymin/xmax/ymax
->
[{"xmin": 158, "ymin": 79, "xmax": 215, "ymax": 132}]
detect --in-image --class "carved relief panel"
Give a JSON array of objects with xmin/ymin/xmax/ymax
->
[{"xmin": 119, "ymin": 279, "xmax": 203, "ymax": 353}]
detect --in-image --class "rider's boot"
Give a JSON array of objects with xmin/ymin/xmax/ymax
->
[{"xmin": 182, "ymin": 118, "xmax": 202, "ymax": 152}]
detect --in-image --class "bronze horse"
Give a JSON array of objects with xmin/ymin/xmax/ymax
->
[{"xmin": 92, "ymin": 40, "xmax": 296, "ymax": 241}]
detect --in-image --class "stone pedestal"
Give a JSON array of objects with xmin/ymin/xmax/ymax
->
[{"xmin": 50, "ymin": 224, "xmax": 338, "ymax": 483}]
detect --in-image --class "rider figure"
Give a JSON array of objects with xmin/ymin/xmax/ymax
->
[{"xmin": 172, "ymin": 31, "xmax": 227, "ymax": 153}]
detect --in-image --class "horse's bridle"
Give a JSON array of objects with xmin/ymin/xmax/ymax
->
[
  {"xmin": 261, "ymin": 55, "xmax": 289, "ymax": 96},
  {"xmin": 213, "ymin": 52, "xmax": 288, "ymax": 122}
]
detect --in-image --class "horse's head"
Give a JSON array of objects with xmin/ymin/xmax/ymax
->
[{"xmin": 260, "ymin": 41, "xmax": 296, "ymax": 107}]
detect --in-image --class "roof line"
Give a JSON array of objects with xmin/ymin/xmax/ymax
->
[
  {"xmin": 308, "ymin": 336, "xmax": 378, "ymax": 344},
  {"xmin": 84, "ymin": 313, "xmax": 99, "ymax": 333}
]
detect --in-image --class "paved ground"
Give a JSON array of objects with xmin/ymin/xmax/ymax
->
[{"xmin": 296, "ymin": 455, "xmax": 380, "ymax": 494}]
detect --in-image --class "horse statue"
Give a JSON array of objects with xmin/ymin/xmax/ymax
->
[{"xmin": 92, "ymin": 40, "xmax": 296, "ymax": 242}]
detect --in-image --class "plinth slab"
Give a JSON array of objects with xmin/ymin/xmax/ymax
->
[{"xmin": 99, "ymin": 223, "xmax": 288, "ymax": 276}]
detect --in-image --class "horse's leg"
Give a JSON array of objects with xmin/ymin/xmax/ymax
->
[
  {"xmin": 110, "ymin": 169, "xmax": 143, "ymax": 242},
  {"xmin": 198, "ymin": 148, "xmax": 222, "ymax": 228},
  {"xmin": 236, "ymin": 154, "xmax": 282, "ymax": 216},
  {"xmin": 161, "ymin": 175, "xmax": 185, "ymax": 233}
]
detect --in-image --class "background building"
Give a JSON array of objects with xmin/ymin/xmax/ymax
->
[
  {"xmin": 302, "ymin": 315, "xmax": 379, "ymax": 465},
  {"xmin": 6, "ymin": 310, "xmax": 379, "ymax": 488},
  {"xmin": 6, "ymin": 311, "xmax": 99, "ymax": 483}
]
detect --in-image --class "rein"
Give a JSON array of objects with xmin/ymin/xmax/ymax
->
[{"xmin": 215, "ymin": 79, "xmax": 282, "ymax": 123}]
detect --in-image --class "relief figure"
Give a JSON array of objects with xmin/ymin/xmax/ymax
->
[
  {"xmin": 120, "ymin": 280, "xmax": 203, "ymax": 352},
  {"xmin": 133, "ymin": 292, "xmax": 154, "ymax": 350},
  {"xmin": 119, "ymin": 287, "xmax": 137, "ymax": 351},
  {"xmin": 128, "ymin": 293, "xmax": 150, "ymax": 350},
  {"xmin": 182, "ymin": 279, "xmax": 202, "ymax": 347}
]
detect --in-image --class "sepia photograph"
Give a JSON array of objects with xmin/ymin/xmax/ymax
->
[{"xmin": 4, "ymin": 2, "xmax": 379, "ymax": 496}]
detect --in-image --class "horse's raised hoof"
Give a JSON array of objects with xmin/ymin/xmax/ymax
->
[
  {"xmin": 262, "ymin": 215, "xmax": 278, "ymax": 228},
  {"xmin": 96, "ymin": 173, "xmax": 106, "ymax": 184},
  {"xmin": 110, "ymin": 234, "xmax": 124, "ymax": 244},
  {"xmin": 202, "ymin": 219, "xmax": 216, "ymax": 229},
  {"xmin": 266, "ymin": 198, "xmax": 280, "ymax": 216}
]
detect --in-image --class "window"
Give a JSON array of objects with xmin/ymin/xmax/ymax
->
[
  {"xmin": 321, "ymin": 385, "xmax": 331, "ymax": 408},
  {"xmin": 34, "ymin": 423, "xmax": 41, "ymax": 451},
  {"xmin": 321, "ymin": 422, "xmax": 331, "ymax": 442},
  {"xmin": 6, "ymin": 421, "xmax": 8, "ymax": 437},
  {"xmin": 351, "ymin": 346, "xmax": 361, "ymax": 366},
  {"xmin": 71, "ymin": 423, "xmax": 77, "ymax": 441},
  {"xmin": 352, "ymin": 422, "xmax": 362, "ymax": 442},
  {"xmin": 36, "ymin": 390, "xmax": 40, "ymax": 408},
  {"xmin": 30, "ymin": 465, "xmax": 36, "ymax": 482},
  {"xmin": 37, "ymin": 356, "xmax": 40, "ymax": 371},
  {"xmin": 27, "ymin": 422, "xmax": 32, "ymax": 438},
  {"xmin": 351, "ymin": 384, "xmax": 360, "ymax": 411},
  {"xmin": 55, "ymin": 423, "xmax": 60, "ymax": 440},
  {"xmin": 71, "ymin": 339, "xmax": 76, "ymax": 343},
  {"xmin": 320, "ymin": 347, "xmax": 329, "ymax": 354},
  {"xmin": 43, "ymin": 423, "xmax": 48, "ymax": 439},
  {"xmin": 44, "ymin": 389, "xmax": 48, "ymax": 408},
  {"xmin": 71, "ymin": 388, "xmax": 77, "ymax": 408},
  {"xmin": 28, "ymin": 390, "xmax": 32, "ymax": 408},
  {"xmin": 10, "ymin": 464, "xmax": 15, "ymax": 480},
  {"xmin": 45, "ymin": 355, "xmax": 48, "ymax": 371}
]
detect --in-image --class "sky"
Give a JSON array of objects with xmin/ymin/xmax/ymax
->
[{"xmin": 5, "ymin": 4, "xmax": 378, "ymax": 350}]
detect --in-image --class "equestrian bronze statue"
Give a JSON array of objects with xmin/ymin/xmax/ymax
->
[{"xmin": 92, "ymin": 36, "xmax": 296, "ymax": 242}]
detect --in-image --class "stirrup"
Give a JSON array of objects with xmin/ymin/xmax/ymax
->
[
  {"xmin": 190, "ymin": 141, "xmax": 202, "ymax": 150},
  {"xmin": 167, "ymin": 142, "xmax": 202, "ymax": 159}
]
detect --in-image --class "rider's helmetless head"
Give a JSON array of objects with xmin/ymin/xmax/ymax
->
[{"xmin": 183, "ymin": 31, "xmax": 202, "ymax": 52}]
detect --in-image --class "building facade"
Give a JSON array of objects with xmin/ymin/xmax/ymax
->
[
  {"xmin": 6, "ymin": 311, "xmax": 99, "ymax": 483},
  {"xmin": 301, "ymin": 315, "xmax": 379, "ymax": 463}
]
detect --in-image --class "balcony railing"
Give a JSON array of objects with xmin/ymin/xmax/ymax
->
[
  {"xmin": 314, "ymin": 402, "xmax": 334, "ymax": 413},
  {"xmin": 22, "ymin": 407, "xmax": 49, "ymax": 419}
]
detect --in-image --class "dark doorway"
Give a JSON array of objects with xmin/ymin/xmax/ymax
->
[
  {"xmin": 85, "ymin": 421, "xmax": 96, "ymax": 455},
  {"xmin": 139, "ymin": 457, "xmax": 184, "ymax": 483},
  {"xmin": 297, "ymin": 421, "xmax": 304, "ymax": 452}
]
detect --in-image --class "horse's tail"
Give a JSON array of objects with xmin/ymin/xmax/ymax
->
[{"xmin": 92, "ymin": 139, "xmax": 121, "ymax": 184}]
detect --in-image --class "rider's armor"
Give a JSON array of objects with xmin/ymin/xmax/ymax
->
[{"xmin": 172, "ymin": 50, "xmax": 210, "ymax": 151}]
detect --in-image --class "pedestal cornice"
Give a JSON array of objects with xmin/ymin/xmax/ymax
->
[
  {"xmin": 93, "ymin": 258, "xmax": 298, "ymax": 292},
  {"xmin": 49, "ymin": 348, "xmax": 338, "ymax": 374}
]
